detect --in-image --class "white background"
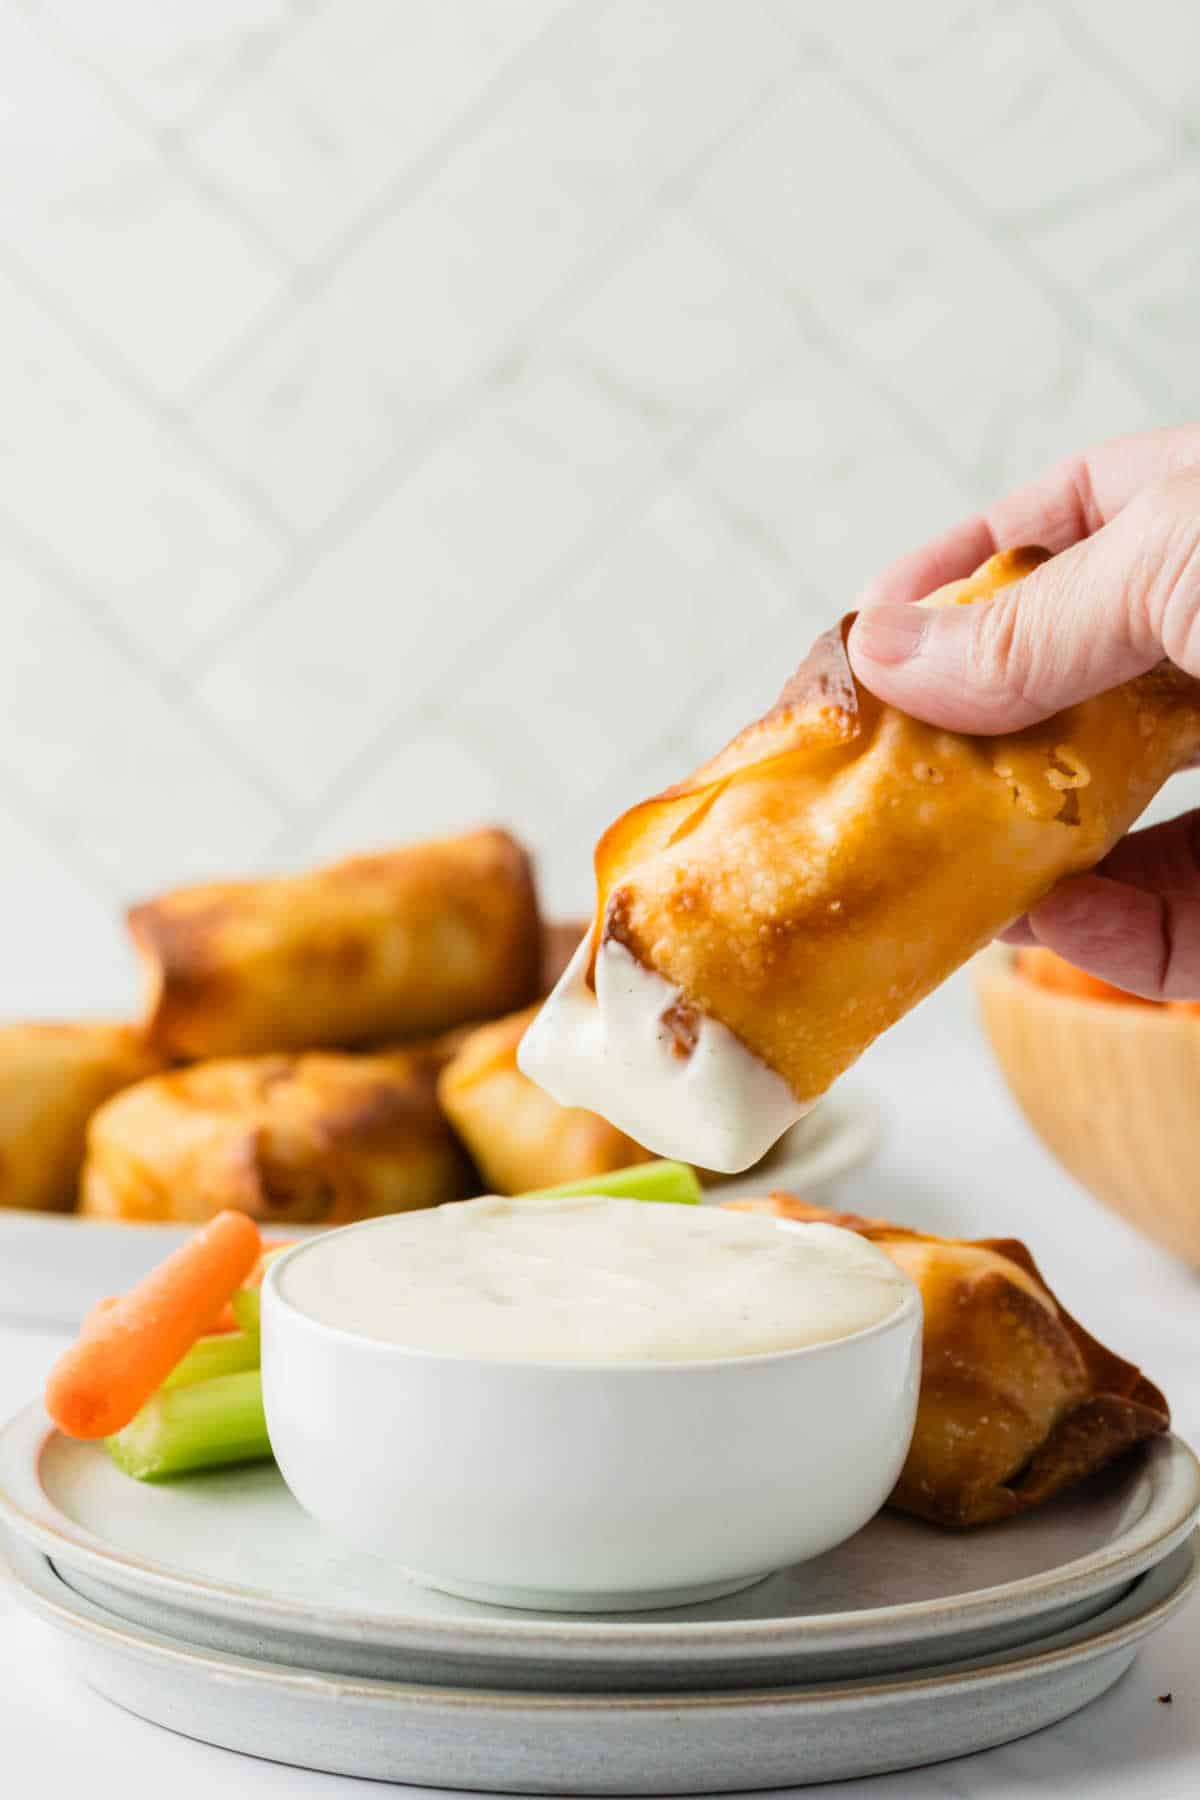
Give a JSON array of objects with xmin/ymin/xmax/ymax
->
[{"xmin": 1, "ymin": 0, "xmax": 1199, "ymax": 1016}]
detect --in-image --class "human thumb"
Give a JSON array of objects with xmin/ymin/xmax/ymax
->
[{"xmin": 847, "ymin": 470, "xmax": 1200, "ymax": 732}]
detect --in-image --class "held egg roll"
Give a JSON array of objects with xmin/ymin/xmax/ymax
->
[
  {"xmin": 80, "ymin": 1048, "xmax": 473, "ymax": 1226},
  {"xmin": 727, "ymin": 1195, "xmax": 1169, "ymax": 1527},
  {"xmin": 522, "ymin": 548, "xmax": 1200, "ymax": 1171},
  {"xmin": 130, "ymin": 827, "xmax": 541, "ymax": 1059},
  {"xmin": 438, "ymin": 1006, "xmax": 646, "ymax": 1195},
  {"xmin": 0, "ymin": 1023, "xmax": 162, "ymax": 1212}
]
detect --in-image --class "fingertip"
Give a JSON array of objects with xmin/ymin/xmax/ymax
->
[
  {"xmin": 848, "ymin": 603, "xmax": 998, "ymax": 730},
  {"xmin": 848, "ymin": 604, "xmax": 929, "ymax": 669}
]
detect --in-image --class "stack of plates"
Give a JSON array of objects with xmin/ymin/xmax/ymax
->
[{"xmin": 1, "ymin": 1404, "xmax": 1196, "ymax": 1793}]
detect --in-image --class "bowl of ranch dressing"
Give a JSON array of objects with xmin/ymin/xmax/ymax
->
[{"xmin": 262, "ymin": 1196, "xmax": 921, "ymax": 1612}]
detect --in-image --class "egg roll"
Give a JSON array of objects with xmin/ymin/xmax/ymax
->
[
  {"xmin": 522, "ymin": 548, "xmax": 1200, "ymax": 1171},
  {"xmin": 130, "ymin": 827, "xmax": 541, "ymax": 1059},
  {"xmin": 80, "ymin": 1048, "xmax": 474, "ymax": 1226},
  {"xmin": 0, "ymin": 1023, "xmax": 162, "ymax": 1213},
  {"xmin": 727, "ymin": 1195, "xmax": 1170, "ymax": 1527},
  {"xmin": 438, "ymin": 1006, "xmax": 646, "ymax": 1195}
]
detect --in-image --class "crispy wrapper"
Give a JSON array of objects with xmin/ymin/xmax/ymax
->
[
  {"xmin": 0, "ymin": 1023, "xmax": 162, "ymax": 1213},
  {"xmin": 80, "ymin": 1048, "xmax": 474, "ymax": 1225},
  {"xmin": 438, "ymin": 1006, "xmax": 646, "ymax": 1194},
  {"xmin": 727, "ymin": 1195, "xmax": 1170, "ymax": 1527},
  {"xmin": 130, "ymin": 827, "xmax": 541, "ymax": 1059},
  {"xmin": 590, "ymin": 549, "xmax": 1200, "ymax": 1105}
]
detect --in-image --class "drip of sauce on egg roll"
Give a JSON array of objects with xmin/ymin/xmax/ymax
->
[{"xmin": 518, "ymin": 933, "xmax": 807, "ymax": 1173}]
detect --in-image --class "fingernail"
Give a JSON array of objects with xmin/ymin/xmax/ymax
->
[{"xmin": 850, "ymin": 605, "xmax": 929, "ymax": 667}]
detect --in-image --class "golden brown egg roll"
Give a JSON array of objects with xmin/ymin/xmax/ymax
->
[
  {"xmin": 0, "ymin": 1023, "xmax": 162, "ymax": 1213},
  {"xmin": 80, "ymin": 1048, "xmax": 474, "ymax": 1226},
  {"xmin": 727, "ymin": 1195, "xmax": 1169, "ymax": 1527},
  {"xmin": 129, "ymin": 827, "xmax": 541, "ymax": 1059},
  {"xmin": 524, "ymin": 549, "xmax": 1200, "ymax": 1170},
  {"xmin": 438, "ymin": 1006, "xmax": 646, "ymax": 1195}
]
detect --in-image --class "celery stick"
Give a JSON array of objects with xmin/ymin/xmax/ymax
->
[
  {"xmin": 524, "ymin": 1160, "xmax": 701, "ymax": 1205},
  {"xmin": 232, "ymin": 1286, "xmax": 261, "ymax": 1335},
  {"xmin": 106, "ymin": 1371, "xmax": 271, "ymax": 1482},
  {"xmin": 162, "ymin": 1327, "xmax": 260, "ymax": 1392},
  {"xmin": 231, "ymin": 1246, "xmax": 291, "ymax": 1335}
]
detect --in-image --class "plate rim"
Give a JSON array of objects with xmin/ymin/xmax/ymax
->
[
  {"xmin": 5, "ymin": 1529, "xmax": 1196, "ymax": 1711},
  {"xmin": 713, "ymin": 1088, "xmax": 884, "ymax": 1198},
  {"xmin": 2, "ymin": 1402, "xmax": 1196, "ymax": 1666}
]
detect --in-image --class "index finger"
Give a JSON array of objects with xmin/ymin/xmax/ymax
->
[{"xmin": 859, "ymin": 423, "xmax": 1200, "ymax": 607}]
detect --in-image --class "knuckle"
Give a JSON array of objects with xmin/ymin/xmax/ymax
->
[
  {"xmin": 967, "ymin": 596, "xmax": 1042, "ymax": 716},
  {"xmin": 1138, "ymin": 473, "xmax": 1200, "ymax": 673}
]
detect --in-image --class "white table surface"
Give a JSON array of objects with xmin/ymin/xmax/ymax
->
[{"xmin": 2, "ymin": 970, "xmax": 1198, "ymax": 1800}]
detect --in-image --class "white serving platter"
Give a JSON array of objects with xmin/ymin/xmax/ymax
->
[
  {"xmin": 6, "ymin": 1532, "xmax": 1195, "ymax": 1794},
  {"xmin": 2, "ymin": 1404, "xmax": 1195, "ymax": 1692},
  {"xmin": 0, "ymin": 1090, "xmax": 882, "ymax": 1328}
]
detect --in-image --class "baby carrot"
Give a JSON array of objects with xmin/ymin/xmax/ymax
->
[
  {"xmin": 46, "ymin": 1211, "xmax": 262, "ymax": 1441},
  {"xmin": 87, "ymin": 1292, "xmax": 239, "ymax": 1335}
]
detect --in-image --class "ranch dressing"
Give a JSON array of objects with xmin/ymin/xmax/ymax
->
[
  {"xmin": 518, "ymin": 935, "xmax": 807, "ymax": 1174},
  {"xmin": 277, "ymin": 1196, "xmax": 908, "ymax": 1363}
]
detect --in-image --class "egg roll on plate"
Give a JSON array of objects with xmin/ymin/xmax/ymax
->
[
  {"xmin": 0, "ymin": 1023, "xmax": 161, "ymax": 1213},
  {"xmin": 131, "ymin": 827, "xmax": 540, "ymax": 1059},
  {"xmin": 522, "ymin": 548, "xmax": 1200, "ymax": 1170},
  {"xmin": 438, "ymin": 1006, "xmax": 646, "ymax": 1195},
  {"xmin": 80, "ymin": 1048, "xmax": 473, "ymax": 1226},
  {"xmin": 727, "ymin": 1195, "xmax": 1169, "ymax": 1527}
]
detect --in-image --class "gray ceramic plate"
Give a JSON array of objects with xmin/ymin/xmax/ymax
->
[
  {"xmin": 1, "ymin": 1405, "xmax": 1196, "ymax": 1691},
  {"xmin": 0, "ymin": 1091, "xmax": 880, "ymax": 1328},
  {"xmin": 6, "ymin": 1533, "xmax": 1196, "ymax": 1795}
]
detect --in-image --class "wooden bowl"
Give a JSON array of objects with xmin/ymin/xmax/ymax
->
[{"xmin": 975, "ymin": 950, "xmax": 1200, "ymax": 1267}]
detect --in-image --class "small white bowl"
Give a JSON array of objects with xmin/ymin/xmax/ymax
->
[{"xmin": 261, "ymin": 1222, "xmax": 921, "ymax": 1614}]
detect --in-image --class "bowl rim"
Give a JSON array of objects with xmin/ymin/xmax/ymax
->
[
  {"xmin": 975, "ymin": 944, "xmax": 1200, "ymax": 1020},
  {"xmin": 262, "ymin": 1210, "xmax": 922, "ymax": 1376}
]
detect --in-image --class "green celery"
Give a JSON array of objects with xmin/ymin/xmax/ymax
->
[
  {"xmin": 230, "ymin": 1245, "xmax": 292, "ymax": 1335},
  {"xmin": 231, "ymin": 1285, "xmax": 261, "ymax": 1335},
  {"xmin": 523, "ymin": 1160, "xmax": 701, "ymax": 1205},
  {"xmin": 162, "ymin": 1327, "xmax": 260, "ymax": 1391},
  {"xmin": 106, "ymin": 1370, "xmax": 271, "ymax": 1481}
]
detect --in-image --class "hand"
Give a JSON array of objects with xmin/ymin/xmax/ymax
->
[{"xmin": 847, "ymin": 425, "xmax": 1200, "ymax": 1000}]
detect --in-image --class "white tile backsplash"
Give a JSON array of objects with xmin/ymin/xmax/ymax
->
[
  {"xmin": 0, "ymin": 790, "xmax": 139, "ymax": 1015},
  {"xmin": 0, "ymin": 543, "xmax": 283, "ymax": 898},
  {"xmin": 34, "ymin": 0, "xmax": 300, "ymax": 130},
  {"xmin": 0, "ymin": 0, "xmax": 1197, "ymax": 1010},
  {"xmin": 454, "ymin": 476, "xmax": 792, "ymax": 818},
  {"xmin": 818, "ymin": 3, "xmax": 1166, "ymax": 224},
  {"xmin": 188, "ymin": 0, "xmax": 570, "ymax": 261},
  {"xmin": 556, "ymin": 209, "xmax": 797, "ymax": 441},
  {"xmin": 690, "ymin": 345, "xmax": 972, "ymax": 602},
  {"xmin": 195, "ymin": 372, "xmax": 649, "ymax": 800},
  {"xmin": 1032, "ymin": 161, "xmax": 1200, "ymax": 401},
  {"xmin": 0, "ymin": 269, "xmax": 284, "ymax": 665},
  {"xmin": 1060, "ymin": 0, "xmax": 1200, "ymax": 132},
  {"xmin": 0, "ymin": 11, "xmax": 287, "ymax": 401}
]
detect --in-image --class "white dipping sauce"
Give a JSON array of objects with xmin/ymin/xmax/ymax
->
[
  {"xmin": 518, "ymin": 935, "xmax": 808, "ymax": 1174},
  {"xmin": 277, "ymin": 1196, "xmax": 908, "ymax": 1364}
]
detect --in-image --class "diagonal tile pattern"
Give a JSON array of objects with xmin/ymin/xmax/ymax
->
[{"xmin": 0, "ymin": 0, "xmax": 1197, "ymax": 1010}]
